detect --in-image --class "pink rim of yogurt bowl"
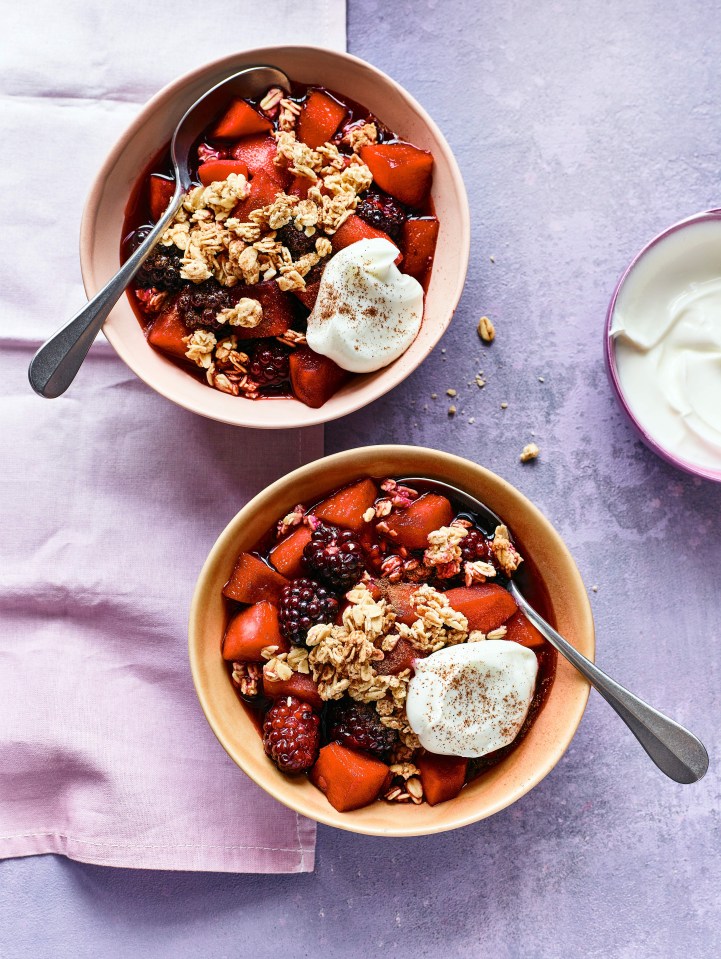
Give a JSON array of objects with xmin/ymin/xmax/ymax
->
[{"xmin": 604, "ymin": 208, "xmax": 721, "ymax": 484}]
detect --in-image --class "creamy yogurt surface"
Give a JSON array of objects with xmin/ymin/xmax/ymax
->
[
  {"xmin": 405, "ymin": 640, "xmax": 539, "ymax": 758},
  {"xmin": 610, "ymin": 216, "xmax": 721, "ymax": 472},
  {"xmin": 306, "ymin": 238, "xmax": 424, "ymax": 373}
]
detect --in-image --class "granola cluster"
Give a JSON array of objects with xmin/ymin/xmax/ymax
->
[{"xmin": 159, "ymin": 133, "xmax": 372, "ymax": 298}]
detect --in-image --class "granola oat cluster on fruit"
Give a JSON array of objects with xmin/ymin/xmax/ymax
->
[
  {"xmin": 221, "ymin": 477, "xmax": 556, "ymax": 813},
  {"xmin": 123, "ymin": 82, "xmax": 440, "ymax": 407}
]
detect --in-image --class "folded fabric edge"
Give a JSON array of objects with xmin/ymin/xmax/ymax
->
[{"xmin": 0, "ymin": 817, "xmax": 317, "ymax": 873}]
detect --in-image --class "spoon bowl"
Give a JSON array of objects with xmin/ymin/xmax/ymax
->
[
  {"xmin": 28, "ymin": 65, "xmax": 290, "ymax": 399},
  {"xmin": 400, "ymin": 476, "xmax": 709, "ymax": 785}
]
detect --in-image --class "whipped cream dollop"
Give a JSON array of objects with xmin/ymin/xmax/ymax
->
[
  {"xmin": 611, "ymin": 216, "xmax": 721, "ymax": 472},
  {"xmin": 405, "ymin": 641, "xmax": 538, "ymax": 758},
  {"xmin": 306, "ymin": 238, "xmax": 424, "ymax": 373}
]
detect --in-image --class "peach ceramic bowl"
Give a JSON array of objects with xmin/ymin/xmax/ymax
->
[
  {"xmin": 189, "ymin": 446, "xmax": 595, "ymax": 837},
  {"xmin": 80, "ymin": 47, "xmax": 470, "ymax": 429}
]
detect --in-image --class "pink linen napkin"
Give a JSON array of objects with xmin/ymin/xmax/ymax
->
[{"xmin": 0, "ymin": 0, "xmax": 346, "ymax": 872}]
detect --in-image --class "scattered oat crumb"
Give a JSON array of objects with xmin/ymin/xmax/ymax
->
[
  {"xmin": 490, "ymin": 255, "xmax": 495, "ymax": 263},
  {"xmin": 475, "ymin": 375, "xmax": 486, "ymax": 388},
  {"xmin": 446, "ymin": 388, "xmax": 457, "ymax": 397},
  {"xmin": 423, "ymin": 404, "xmax": 428, "ymax": 411},
  {"xmin": 538, "ymin": 376, "xmax": 545, "ymax": 383},
  {"xmin": 500, "ymin": 401, "xmax": 508, "ymax": 410},
  {"xmin": 441, "ymin": 348, "xmax": 446, "ymax": 354},
  {"xmin": 592, "ymin": 585, "xmax": 599, "ymax": 593},
  {"xmin": 468, "ymin": 417, "xmax": 475, "ymax": 424},
  {"xmin": 448, "ymin": 405, "xmax": 457, "ymax": 416},
  {"xmin": 520, "ymin": 442, "xmax": 540, "ymax": 463},
  {"xmin": 362, "ymin": 507, "xmax": 376, "ymax": 523},
  {"xmin": 431, "ymin": 393, "xmax": 437, "ymax": 400},
  {"xmin": 478, "ymin": 316, "xmax": 495, "ymax": 343}
]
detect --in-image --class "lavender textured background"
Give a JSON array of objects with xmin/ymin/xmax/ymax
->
[{"xmin": 3, "ymin": 0, "xmax": 721, "ymax": 956}]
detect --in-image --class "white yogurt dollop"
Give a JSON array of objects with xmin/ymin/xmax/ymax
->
[
  {"xmin": 611, "ymin": 217, "xmax": 721, "ymax": 472},
  {"xmin": 306, "ymin": 238, "xmax": 424, "ymax": 373},
  {"xmin": 405, "ymin": 641, "xmax": 538, "ymax": 758}
]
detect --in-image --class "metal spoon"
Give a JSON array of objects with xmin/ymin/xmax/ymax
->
[
  {"xmin": 28, "ymin": 65, "xmax": 290, "ymax": 399},
  {"xmin": 399, "ymin": 476, "xmax": 709, "ymax": 784}
]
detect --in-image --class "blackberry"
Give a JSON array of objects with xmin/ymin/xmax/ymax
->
[
  {"xmin": 262, "ymin": 696, "xmax": 320, "ymax": 773},
  {"xmin": 304, "ymin": 525, "xmax": 366, "ymax": 591},
  {"xmin": 460, "ymin": 528, "xmax": 493, "ymax": 565},
  {"xmin": 276, "ymin": 223, "xmax": 318, "ymax": 257},
  {"xmin": 279, "ymin": 578, "xmax": 339, "ymax": 647},
  {"xmin": 326, "ymin": 699, "xmax": 397, "ymax": 756},
  {"xmin": 248, "ymin": 342, "xmax": 290, "ymax": 386},
  {"xmin": 176, "ymin": 280, "xmax": 232, "ymax": 331},
  {"xmin": 356, "ymin": 190, "xmax": 407, "ymax": 241},
  {"xmin": 135, "ymin": 244, "xmax": 185, "ymax": 293}
]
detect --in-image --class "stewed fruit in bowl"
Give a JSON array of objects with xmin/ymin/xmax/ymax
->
[
  {"xmin": 220, "ymin": 476, "xmax": 557, "ymax": 812},
  {"xmin": 123, "ymin": 81, "xmax": 440, "ymax": 408}
]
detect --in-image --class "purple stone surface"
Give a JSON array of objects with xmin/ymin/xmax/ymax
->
[{"xmin": 3, "ymin": 2, "xmax": 720, "ymax": 956}]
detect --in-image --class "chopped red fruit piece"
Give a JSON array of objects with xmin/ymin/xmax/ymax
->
[
  {"xmin": 505, "ymin": 610, "xmax": 546, "ymax": 649},
  {"xmin": 262, "ymin": 672, "xmax": 324, "ymax": 711},
  {"xmin": 383, "ymin": 583, "xmax": 420, "ymax": 625},
  {"xmin": 382, "ymin": 493, "xmax": 454, "ymax": 549},
  {"xmin": 146, "ymin": 304, "xmax": 188, "ymax": 360},
  {"xmin": 213, "ymin": 99, "xmax": 273, "ymax": 139},
  {"xmin": 232, "ymin": 169, "xmax": 285, "ymax": 220},
  {"xmin": 331, "ymin": 214, "xmax": 393, "ymax": 253},
  {"xmin": 287, "ymin": 175, "xmax": 311, "ymax": 199},
  {"xmin": 222, "ymin": 601, "xmax": 287, "ymax": 662},
  {"xmin": 443, "ymin": 584, "xmax": 518, "ymax": 633},
  {"xmin": 222, "ymin": 552, "xmax": 288, "ymax": 604},
  {"xmin": 310, "ymin": 743, "xmax": 392, "ymax": 812},
  {"xmin": 292, "ymin": 278, "xmax": 321, "ymax": 310},
  {"xmin": 417, "ymin": 753, "xmax": 468, "ymax": 806},
  {"xmin": 289, "ymin": 346, "xmax": 349, "ymax": 408},
  {"xmin": 148, "ymin": 175, "xmax": 175, "ymax": 222},
  {"xmin": 230, "ymin": 282, "xmax": 295, "ymax": 340},
  {"xmin": 230, "ymin": 135, "xmax": 279, "ymax": 176},
  {"xmin": 263, "ymin": 696, "xmax": 320, "ymax": 774},
  {"xmin": 401, "ymin": 218, "xmax": 439, "ymax": 284},
  {"xmin": 197, "ymin": 159, "xmax": 249, "ymax": 186},
  {"xmin": 297, "ymin": 90, "xmax": 347, "ymax": 149},
  {"xmin": 360, "ymin": 142, "xmax": 433, "ymax": 208},
  {"xmin": 375, "ymin": 637, "xmax": 423, "ymax": 675},
  {"xmin": 269, "ymin": 525, "xmax": 313, "ymax": 578},
  {"xmin": 312, "ymin": 478, "xmax": 379, "ymax": 532}
]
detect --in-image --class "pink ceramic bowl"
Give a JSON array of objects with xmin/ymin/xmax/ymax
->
[
  {"xmin": 80, "ymin": 47, "xmax": 470, "ymax": 429},
  {"xmin": 604, "ymin": 209, "xmax": 721, "ymax": 484}
]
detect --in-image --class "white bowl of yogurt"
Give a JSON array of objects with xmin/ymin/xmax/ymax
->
[{"xmin": 606, "ymin": 210, "xmax": 721, "ymax": 482}]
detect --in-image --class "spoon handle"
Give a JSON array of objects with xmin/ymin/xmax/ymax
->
[
  {"xmin": 508, "ymin": 582, "xmax": 709, "ymax": 784},
  {"xmin": 28, "ymin": 193, "xmax": 183, "ymax": 398}
]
